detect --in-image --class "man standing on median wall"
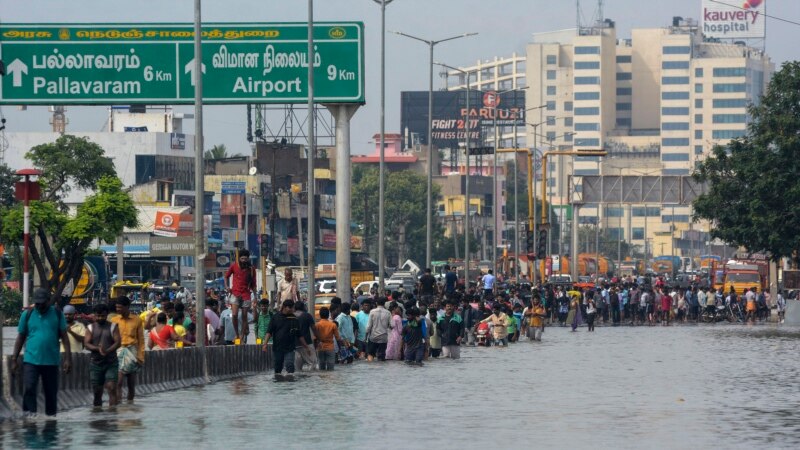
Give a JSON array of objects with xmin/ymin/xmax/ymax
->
[
  {"xmin": 11, "ymin": 288, "xmax": 72, "ymax": 417},
  {"xmin": 112, "ymin": 296, "xmax": 145, "ymax": 403},
  {"xmin": 225, "ymin": 249, "xmax": 257, "ymax": 343}
]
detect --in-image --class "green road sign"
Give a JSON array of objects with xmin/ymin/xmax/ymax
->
[{"xmin": 0, "ymin": 23, "xmax": 364, "ymax": 105}]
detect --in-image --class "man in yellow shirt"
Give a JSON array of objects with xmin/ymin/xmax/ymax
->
[
  {"xmin": 112, "ymin": 297, "xmax": 144, "ymax": 402},
  {"xmin": 525, "ymin": 297, "xmax": 546, "ymax": 341}
]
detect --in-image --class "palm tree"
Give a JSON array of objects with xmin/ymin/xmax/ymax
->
[{"xmin": 204, "ymin": 144, "xmax": 228, "ymax": 160}]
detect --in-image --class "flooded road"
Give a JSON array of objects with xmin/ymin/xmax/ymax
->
[{"xmin": 2, "ymin": 324, "xmax": 799, "ymax": 449}]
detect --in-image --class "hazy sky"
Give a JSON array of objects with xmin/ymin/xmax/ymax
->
[{"xmin": 0, "ymin": 0, "xmax": 796, "ymax": 157}]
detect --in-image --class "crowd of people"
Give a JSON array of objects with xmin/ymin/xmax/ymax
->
[{"xmin": 9, "ymin": 256, "xmax": 789, "ymax": 417}]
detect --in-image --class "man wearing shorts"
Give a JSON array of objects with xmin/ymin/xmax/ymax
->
[
  {"xmin": 84, "ymin": 303, "xmax": 121, "ymax": 408},
  {"xmin": 225, "ymin": 249, "xmax": 257, "ymax": 343}
]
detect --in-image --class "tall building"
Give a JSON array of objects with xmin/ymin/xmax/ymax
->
[{"xmin": 448, "ymin": 17, "xmax": 773, "ymax": 261}]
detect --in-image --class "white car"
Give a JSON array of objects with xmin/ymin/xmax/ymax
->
[{"xmin": 317, "ymin": 280, "xmax": 337, "ymax": 294}]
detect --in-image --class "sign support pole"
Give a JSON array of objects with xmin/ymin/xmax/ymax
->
[{"xmin": 192, "ymin": 0, "xmax": 208, "ymax": 383}]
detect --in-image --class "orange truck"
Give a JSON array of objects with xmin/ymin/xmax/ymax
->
[{"xmin": 723, "ymin": 260, "xmax": 768, "ymax": 294}]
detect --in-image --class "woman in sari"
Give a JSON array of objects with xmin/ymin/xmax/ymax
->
[{"xmin": 384, "ymin": 303, "xmax": 403, "ymax": 360}]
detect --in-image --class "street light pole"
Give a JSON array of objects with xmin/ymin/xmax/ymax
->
[
  {"xmin": 307, "ymin": 0, "xmax": 317, "ymax": 311},
  {"xmin": 391, "ymin": 30, "xmax": 477, "ymax": 271},
  {"xmin": 435, "ymin": 62, "xmax": 478, "ymax": 286},
  {"xmin": 374, "ymin": 0, "xmax": 393, "ymax": 294}
]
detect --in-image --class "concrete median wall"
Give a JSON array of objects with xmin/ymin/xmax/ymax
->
[{"xmin": 1, "ymin": 345, "xmax": 272, "ymax": 417}]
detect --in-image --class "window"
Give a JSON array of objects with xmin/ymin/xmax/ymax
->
[
  {"xmin": 575, "ymin": 76, "xmax": 600, "ymax": 85},
  {"xmin": 575, "ymin": 138, "xmax": 600, "ymax": 146},
  {"xmin": 695, "ymin": 99, "xmax": 704, "ymax": 108},
  {"xmin": 662, "ymin": 122, "xmax": 690, "ymax": 130},
  {"xmin": 713, "ymin": 67, "xmax": 746, "ymax": 77},
  {"xmin": 661, "ymin": 152, "xmax": 690, "ymax": 161},
  {"xmin": 663, "ymin": 46, "xmax": 691, "ymax": 54},
  {"xmin": 574, "ymin": 169, "xmax": 600, "ymax": 176},
  {"xmin": 713, "ymin": 114, "xmax": 747, "ymax": 124},
  {"xmin": 575, "ymin": 123, "xmax": 599, "ymax": 131},
  {"xmin": 633, "ymin": 207, "xmax": 661, "ymax": 217},
  {"xmin": 616, "ymin": 72, "xmax": 632, "ymax": 81},
  {"xmin": 632, "ymin": 227, "xmax": 645, "ymax": 240},
  {"xmin": 565, "ymin": 133, "xmax": 573, "ymax": 142},
  {"xmin": 547, "ymin": 116, "xmax": 556, "ymax": 126},
  {"xmin": 714, "ymin": 83, "xmax": 746, "ymax": 93},
  {"xmin": 564, "ymin": 101, "xmax": 573, "ymax": 111},
  {"xmin": 662, "ymin": 215, "xmax": 690, "ymax": 223},
  {"xmin": 695, "ymin": 114, "xmax": 703, "ymax": 124},
  {"xmin": 575, "ymin": 61, "xmax": 600, "ymax": 70},
  {"xmin": 605, "ymin": 207, "xmax": 624, "ymax": 217},
  {"xmin": 575, "ymin": 46, "xmax": 600, "ymax": 54},
  {"xmin": 546, "ymin": 55, "xmax": 557, "ymax": 65},
  {"xmin": 695, "ymin": 145, "xmax": 704, "ymax": 155},
  {"xmin": 695, "ymin": 83, "xmax": 703, "ymax": 93},
  {"xmin": 713, "ymin": 98, "xmax": 748, "ymax": 108},
  {"xmin": 712, "ymin": 130, "xmax": 747, "ymax": 139},
  {"xmin": 695, "ymin": 130, "xmax": 703, "ymax": 139},
  {"xmin": 575, "ymin": 107, "xmax": 600, "ymax": 115},
  {"xmin": 564, "ymin": 117, "xmax": 573, "ymax": 126},
  {"xmin": 662, "ymin": 61, "xmax": 690, "ymax": 70},
  {"xmin": 608, "ymin": 228, "xmax": 624, "ymax": 240},
  {"xmin": 695, "ymin": 67, "xmax": 704, "ymax": 77},
  {"xmin": 616, "ymin": 118, "xmax": 632, "ymax": 127},
  {"xmin": 662, "ymin": 107, "xmax": 689, "ymax": 115},
  {"xmin": 576, "ymin": 91, "xmax": 601, "ymax": 100},
  {"xmin": 616, "ymin": 55, "xmax": 632, "ymax": 63},
  {"xmin": 546, "ymin": 131, "xmax": 556, "ymax": 141},
  {"xmin": 547, "ymin": 70, "xmax": 557, "ymax": 80},
  {"xmin": 547, "ymin": 86, "xmax": 557, "ymax": 95},
  {"xmin": 663, "ymin": 76, "xmax": 690, "ymax": 85},
  {"xmin": 516, "ymin": 60, "xmax": 526, "ymax": 72},
  {"xmin": 616, "ymin": 102, "xmax": 632, "ymax": 111},
  {"xmin": 617, "ymin": 87, "xmax": 632, "ymax": 96},
  {"xmin": 662, "ymin": 138, "xmax": 690, "ymax": 147},
  {"xmin": 662, "ymin": 91, "xmax": 690, "ymax": 100},
  {"xmin": 546, "ymin": 101, "xmax": 556, "ymax": 111}
]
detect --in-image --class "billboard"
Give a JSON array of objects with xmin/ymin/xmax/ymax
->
[
  {"xmin": 702, "ymin": 0, "xmax": 766, "ymax": 39},
  {"xmin": 400, "ymin": 89, "xmax": 526, "ymax": 150}
]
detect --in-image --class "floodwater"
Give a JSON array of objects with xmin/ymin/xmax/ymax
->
[{"xmin": 2, "ymin": 323, "xmax": 799, "ymax": 449}]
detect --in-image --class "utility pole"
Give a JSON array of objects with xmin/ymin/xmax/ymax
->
[
  {"xmin": 307, "ymin": 0, "xmax": 317, "ymax": 313},
  {"xmin": 192, "ymin": 0, "xmax": 207, "ymax": 380}
]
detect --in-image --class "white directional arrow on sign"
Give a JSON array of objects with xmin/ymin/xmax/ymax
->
[
  {"xmin": 7, "ymin": 59, "xmax": 28, "ymax": 87},
  {"xmin": 184, "ymin": 59, "xmax": 206, "ymax": 87}
]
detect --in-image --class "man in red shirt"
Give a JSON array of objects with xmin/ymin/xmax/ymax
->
[{"xmin": 224, "ymin": 249, "xmax": 257, "ymax": 343}]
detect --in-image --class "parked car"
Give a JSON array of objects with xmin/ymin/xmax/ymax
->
[{"xmin": 316, "ymin": 280, "xmax": 337, "ymax": 294}]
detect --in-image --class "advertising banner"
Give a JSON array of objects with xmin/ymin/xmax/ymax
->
[
  {"xmin": 153, "ymin": 211, "xmax": 180, "ymax": 237},
  {"xmin": 702, "ymin": 0, "xmax": 766, "ymax": 39}
]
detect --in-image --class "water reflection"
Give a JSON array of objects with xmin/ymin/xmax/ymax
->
[{"xmin": 0, "ymin": 325, "xmax": 797, "ymax": 449}]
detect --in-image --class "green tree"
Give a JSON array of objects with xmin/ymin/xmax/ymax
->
[
  {"xmin": 204, "ymin": 144, "xmax": 242, "ymax": 160},
  {"xmin": 352, "ymin": 166, "xmax": 446, "ymax": 266},
  {"xmin": 27, "ymin": 135, "xmax": 116, "ymax": 205},
  {"xmin": 693, "ymin": 61, "xmax": 800, "ymax": 263},
  {"xmin": 0, "ymin": 162, "xmax": 17, "ymax": 208},
  {"xmin": 1, "ymin": 177, "xmax": 138, "ymax": 303}
]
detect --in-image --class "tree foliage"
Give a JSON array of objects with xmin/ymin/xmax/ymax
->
[
  {"xmin": 26, "ymin": 135, "xmax": 116, "ymax": 205},
  {"xmin": 693, "ymin": 61, "xmax": 800, "ymax": 262},
  {"xmin": 0, "ymin": 162, "xmax": 17, "ymax": 208},
  {"xmin": 204, "ymin": 144, "xmax": 242, "ymax": 160},
  {"xmin": 352, "ymin": 166, "xmax": 446, "ymax": 266}
]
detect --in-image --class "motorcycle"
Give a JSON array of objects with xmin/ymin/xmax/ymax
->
[{"xmin": 475, "ymin": 322, "xmax": 492, "ymax": 347}]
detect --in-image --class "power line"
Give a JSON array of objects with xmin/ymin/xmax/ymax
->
[{"xmin": 707, "ymin": 0, "xmax": 800, "ymax": 27}]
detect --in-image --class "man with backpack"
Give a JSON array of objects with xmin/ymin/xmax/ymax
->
[{"xmin": 11, "ymin": 288, "xmax": 72, "ymax": 416}]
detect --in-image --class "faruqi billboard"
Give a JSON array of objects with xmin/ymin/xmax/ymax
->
[{"xmin": 702, "ymin": 0, "xmax": 766, "ymax": 39}]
